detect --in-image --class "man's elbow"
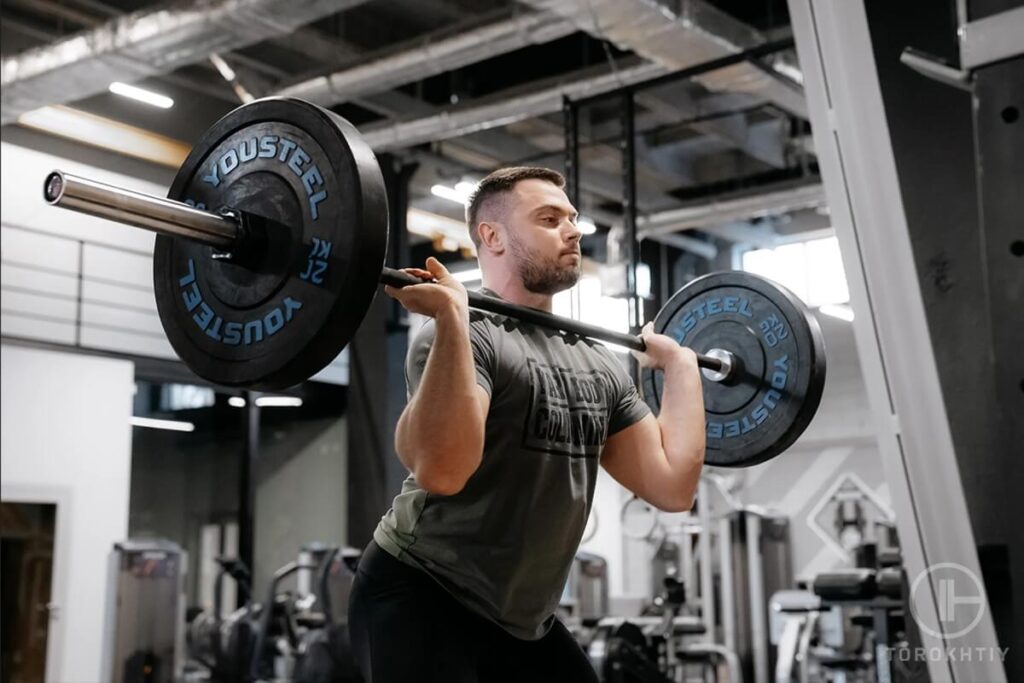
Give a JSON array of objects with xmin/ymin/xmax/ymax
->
[
  {"xmin": 405, "ymin": 443, "xmax": 480, "ymax": 496},
  {"xmin": 658, "ymin": 492, "xmax": 695, "ymax": 513},
  {"xmin": 414, "ymin": 466, "xmax": 470, "ymax": 496},
  {"xmin": 658, "ymin": 448, "xmax": 703, "ymax": 512}
]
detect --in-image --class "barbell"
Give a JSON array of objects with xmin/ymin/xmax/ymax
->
[{"xmin": 42, "ymin": 97, "xmax": 826, "ymax": 467}]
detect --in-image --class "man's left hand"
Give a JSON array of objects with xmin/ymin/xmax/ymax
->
[{"xmin": 632, "ymin": 322, "xmax": 699, "ymax": 371}]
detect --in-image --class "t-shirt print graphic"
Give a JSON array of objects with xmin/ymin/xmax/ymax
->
[{"xmin": 522, "ymin": 358, "xmax": 616, "ymax": 458}]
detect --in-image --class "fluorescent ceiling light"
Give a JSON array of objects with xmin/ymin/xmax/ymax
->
[
  {"xmin": 431, "ymin": 179, "xmax": 478, "ymax": 206},
  {"xmin": 228, "ymin": 396, "xmax": 303, "ymax": 407},
  {"xmin": 454, "ymin": 181, "xmax": 477, "ymax": 196},
  {"xmin": 255, "ymin": 396, "xmax": 303, "ymax": 408},
  {"xmin": 819, "ymin": 303, "xmax": 855, "ymax": 322},
  {"xmin": 431, "ymin": 184, "xmax": 469, "ymax": 205},
  {"xmin": 453, "ymin": 268, "xmax": 482, "ymax": 283},
  {"xmin": 109, "ymin": 81, "xmax": 174, "ymax": 109},
  {"xmin": 131, "ymin": 416, "xmax": 195, "ymax": 432},
  {"xmin": 577, "ymin": 217, "xmax": 597, "ymax": 235}
]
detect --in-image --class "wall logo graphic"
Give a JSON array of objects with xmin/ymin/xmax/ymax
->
[{"xmin": 909, "ymin": 562, "xmax": 986, "ymax": 639}]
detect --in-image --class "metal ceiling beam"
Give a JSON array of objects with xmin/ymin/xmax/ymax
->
[
  {"xmin": 274, "ymin": 8, "xmax": 579, "ymax": 107},
  {"xmin": 269, "ymin": 26, "xmax": 358, "ymax": 69},
  {"xmin": 697, "ymin": 220, "xmax": 779, "ymax": 248},
  {"xmin": 635, "ymin": 88, "xmax": 789, "ymax": 168},
  {"xmin": 641, "ymin": 232, "xmax": 719, "ymax": 260},
  {"xmin": 637, "ymin": 181, "xmax": 825, "ymax": 237},
  {"xmin": 359, "ymin": 59, "xmax": 669, "ymax": 150},
  {"xmin": 519, "ymin": 0, "xmax": 807, "ymax": 118},
  {"xmin": 1, "ymin": 0, "xmax": 370, "ymax": 124}
]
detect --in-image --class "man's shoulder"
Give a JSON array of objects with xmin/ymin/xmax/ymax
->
[{"xmin": 469, "ymin": 309, "xmax": 511, "ymax": 338}]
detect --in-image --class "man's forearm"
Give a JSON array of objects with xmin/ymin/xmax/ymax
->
[
  {"xmin": 656, "ymin": 354, "xmax": 706, "ymax": 503},
  {"xmin": 397, "ymin": 305, "xmax": 486, "ymax": 493}
]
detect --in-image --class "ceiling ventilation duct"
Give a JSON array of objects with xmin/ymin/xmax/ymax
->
[
  {"xmin": 518, "ymin": 0, "xmax": 807, "ymax": 118},
  {"xmin": 1, "ymin": 0, "xmax": 369, "ymax": 124}
]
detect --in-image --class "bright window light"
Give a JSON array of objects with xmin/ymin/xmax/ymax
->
[
  {"xmin": 254, "ymin": 396, "xmax": 303, "ymax": 408},
  {"xmin": 228, "ymin": 396, "xmax": 246, "ymax": 408},
  {"xmin": 741, "ymin": 235, "xmax": 849, "ymax": 307},
  {"xmin": 131, "ymin": 416, "xmax": 195, "ymax": 432},
  {"xmin": 636, "ymin": 263, "xmax": 652, "ymax": 299},
  {"xmin": 553, "ymin": 275, "xmax": 632, "ymax": 353},
  {"xmin": 577, "ymin": 217, "xmax": 597, "ymax": 235},
  {"xmin": 819, "ymin": 304, "xmax": 855, "ymax": 321},
  {"xmin": 805, "ymin": 237, "xmax": 849, "ymax": 305},
  {"xmin": 109, "ymin": 82, "xmax": 174, "ymax": 109}
]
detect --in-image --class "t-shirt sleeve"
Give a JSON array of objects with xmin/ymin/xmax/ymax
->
[
  {"xmin": 605, "ymin": 353, "xmax": 652, "ymax": 436},
  {"xmin": 405, "ymin": 315, "xmax": 496, "ymax": 400}
]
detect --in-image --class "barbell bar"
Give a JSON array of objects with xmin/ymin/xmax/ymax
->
[{"xmin": 44, "ymin": 169, "xmax": 735, "ymax": 376}]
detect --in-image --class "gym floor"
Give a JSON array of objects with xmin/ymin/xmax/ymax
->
[{"xmin": 1, "ymin": 1, "xmax": 1020, "ymax": 682}]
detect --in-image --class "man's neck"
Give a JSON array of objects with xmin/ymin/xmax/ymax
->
[{"xmin": 481, "ymin": 273, "xmax": 554, "ymax": 312}]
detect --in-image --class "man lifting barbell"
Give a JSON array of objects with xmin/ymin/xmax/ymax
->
[
  {"xmin": 42, "ymin": 95, "xmax": 826, "ymax": 679},
  {"xmin": 349, "ymin": 167, "xmax": 706, "ymax": 682}
]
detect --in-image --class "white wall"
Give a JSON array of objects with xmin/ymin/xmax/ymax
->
[
  {"xmin": 0, "ymin": 141, "xmax": 349, "ymax": 383},
  {"xmin": 1, "ymin": 343, "xmax": 135, "ymax": 683}
]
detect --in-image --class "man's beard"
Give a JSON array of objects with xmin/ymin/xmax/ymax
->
[{"xmin": 508, "ymin": 231, "xmax": 581, "ymax": 295}]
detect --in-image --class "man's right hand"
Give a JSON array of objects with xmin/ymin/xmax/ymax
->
[{"xmin": 384, "ymin": 257, "xmax": 469, "ymax": 320}]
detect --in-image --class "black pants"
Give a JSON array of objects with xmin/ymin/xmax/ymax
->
[{"xmin": 348, "ymin": 541, "xmax": 598, "ymax": 683}]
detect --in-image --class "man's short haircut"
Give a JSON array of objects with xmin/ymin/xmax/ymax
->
[{"xmin": 465, "ymin": 166, "xmax": 565, "ymax": 247}]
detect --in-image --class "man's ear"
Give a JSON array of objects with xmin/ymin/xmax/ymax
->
[{"xmin": 477, "ymin": 221, "xmax": 505, "ymax": 255}]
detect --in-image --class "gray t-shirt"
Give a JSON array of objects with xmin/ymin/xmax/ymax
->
[{"xmin": 373, "ymin": 296, "xmax": 650, "ymax": 640}]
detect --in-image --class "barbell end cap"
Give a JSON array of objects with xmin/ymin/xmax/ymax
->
[
  {"xmin": 44, "ymin": 171, "xmax": 65, "ymax": 204},
  {"xmin": 700, "ymin": 348, "xmax": 737, "ymax": 383}
]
